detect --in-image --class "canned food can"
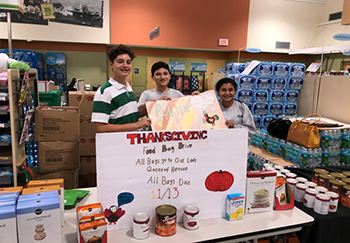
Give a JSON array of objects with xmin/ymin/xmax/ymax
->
[
  {"xmin": 303, "ymin": 188, "xmax": 317, "ymax": 208},
  {"xmin": 312, "ymin": 168, "xmax": 329, "ymax": 183},
  {"xmin": 318, "ymin": 174, "xmax": 335, "ymax": 188},
  {"xmin": 342, "ymin": 171, "xmax": 350, "ymax": 178},
  {"xmin": 286, "ymin": 178, "xmax": 298, "ymax": 194},
  {"xmin": 286, "ymin": 173, "xmax": 297, "ymax": 179},
  {"xmin": 328, "ymin": 179, "xmax": 347, "ymax": 195},
  {"xmin": 329, "ymin": 172, "xmax": 347, "ymax": 181},
  {"xmin": 133, "ymin": 213, "xmax": 150, "ymax": 240},
  {"xmin": 280, "ymin": 169, "xmax": 290, "ymax": 175},
  {"xmin": 314, "ymin": 193, "xmax": 330, "ymax": 215},
  {"xmin": 155, "ymin": 205, "xmax": 177, "ymax": 236},
  {"xmin": 183, "ymin": 205, "xmax": 199, "ymax": 230},
  {"xmin": 341, "ymin": 185, "xmax": 350, "ymax": 208},
  {"xmin": 326, "ymin": 191, "xmax": 339, "ymax": 213}
]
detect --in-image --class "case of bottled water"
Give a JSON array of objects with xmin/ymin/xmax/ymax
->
[
  {"xmin": 261, "ymin": 115, "xmax": 277, "ymax": 129},
  {"xmin": 236, "ymin": 89, "xmax": 253, "ymax": 102},
  {"xmin": 271, "ymin": 77, "xmax": 287, "ymax": 89},
  {"xmin": 255, "ymin": 76, "xmax": 272, "ymax": 89},
  {"xmin": 287, "ymin": 77, "xmax": 304, "ymax": 90},
  {"xmin": 253, "ymin": 115, "xmax": 261, "ymax": 129},
  {"xmin": 245, "ymin": 62, "xmax": 258, "ymax": 76},
  {"xmin": 284, "ymin": 90, "xmax": 299, "ymax": 102},
  {"xmin": 268, "ymin": 102, "xmax": 283, "ymax": 116},
  {"xmin": 289, "ymin": 63, "xmax": 305, "ymax": 77},
  {"xmin": 257, "ymin": 62, "xmax": 273, "ymax": 76},
  {"xmin": 283, "ymin": 102, "xmax": 297, "ymax": 115},
  {"xmin": 225, "ymin": 63, "xmax": 246, "ymax": 75},
  {"xmin": 225, "ymin": 74, "xmax": 240, "ymax": 84},
  {"xmin": 238, "ymin": 75, "xmax": 255, "ymax": 89},
  {"xmin": 254, "ymin": 89, "xmax": 269, "ymax": 102},
  {"xmin": 273, "ymin": 62, "xmax": 290, "ymax": 77},
  {"xmin": 269, "ymin": 89, "xmax": 284, "ymax": 102},
  {"xmin": 245, "ymin": 102, "xmax": 252, "ymax": 112},
  {"xmin": 252, "ymin": 102, "xmax": 268, "ymax": 115}
]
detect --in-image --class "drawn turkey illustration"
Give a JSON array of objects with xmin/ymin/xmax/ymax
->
[{"xmin": 104, "ymin": 205, "xmax": 125, "ymax": 225}]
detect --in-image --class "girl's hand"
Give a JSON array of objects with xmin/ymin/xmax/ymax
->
[
  {"xmin": 159, "ymin": 95, "xmax": 171, "ymax": 101},
  {"xmin": 225, "ymin": 121, "xmax": 234, "ymax": 128},
  {"xmin": 191, "ymin": 91, "xmax": 200, "ymax": 96}
]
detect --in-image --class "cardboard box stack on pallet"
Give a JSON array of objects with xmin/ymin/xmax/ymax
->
[
  {"xmin": 35, "ymin": 106, "xmax": 80, "ymax": 189},
  {"xmin": 68, "ymin": 91, "xmax": 97, "ymax": 188}
]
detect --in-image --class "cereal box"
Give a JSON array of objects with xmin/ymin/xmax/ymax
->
[
  {"xmin": 245, "ymin": 170, "xmax": 277, "ymax": 214},
  {"xmin": 16, "ymin": 196, "xmax": 61, "ymax": 243},
  {"xmin": 226, "ymin": 193, "xmax": 245, "ymax": 221}
]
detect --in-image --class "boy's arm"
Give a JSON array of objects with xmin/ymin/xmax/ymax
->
[
  {"xmin": 94, "ymin": 117, "xmax": 151, "ymax": 133},
  {"xmin": 138, "ymin": 103, "xmax": 148, "ymax": 117}
]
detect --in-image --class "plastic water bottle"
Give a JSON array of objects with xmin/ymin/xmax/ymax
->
[
  {"xmin": 342, "ymin": 129, "xmax": 350, "ymax": 148},
  {"xmin": 55, "ymin": 64, "xmax": 64, "ymax": 80},
  {"xmin": 48, "ymin": 65, "xmax": 56, "ymax": 80}
]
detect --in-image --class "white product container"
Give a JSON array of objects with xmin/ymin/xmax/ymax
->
[
  {"xmin": 305, "ymin": 181, "xmax": 317, "ymax": 189},
  {"xmin": 184, "ymin": 205, "xmax": 199, "ymax": 230},
  {"xmin": 296, "ymin": 177, "xmax": 308, "ymax": 184},
  {"xmin": 133, "ymin": 213, "xmax": 150, "ymax": 239},
  {"xmin": 295, "ymin": 183, "xmax": 308, "ymax": 202},
  {"xmin": 314, "ymin": 194, "xmax": 330, "ymax": 215},
  {"xmin": 315, "ymin": 186, "xmax": 328, "ymax": 194},
  {"xmin": 286, "ymin": 178, "xmax": 298, "ymax": 194},
  {"xmin": 303, "ymin": 188, "xmax": 317, "ymax": 208},
  {"xmin": 286, "ymin": 173, "xmax": 297, "ymax": 179},
  {"xmin": 326, "ymin": 191, "xmax": 339, "ymax": 213}
]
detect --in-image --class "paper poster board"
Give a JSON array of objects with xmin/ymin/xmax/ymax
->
[
  {"xmin": 96, "ymin": 129, "xmax": 248, "ymax": 231},
  {"xmin": 146, "ymin": 90, "xmax": 227, "ymax": 131}
]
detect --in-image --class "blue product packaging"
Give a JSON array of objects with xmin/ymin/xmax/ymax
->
[
  {"xmin": 255, "ymin": 76, "xmax": 272, "ymax": 89},
  {"xmin": 17, "ymin": 197, "xmax": 61, "ymax": 243},
  {"xmin": 237, "ymin": 89, "xmax": 253, "ymax": 102},
  {"xmin": 289, "ymin": 63, "xmax": 306, "ymax": 77},
  {"xmin": 0, "ymin": 205, "xmax": 17, "ymax": 242},
  {"xmin": 287, "ymin": 77, "xmax": 304, "ymax": 90},
  {"xmin": 284, "ymin": 90, "xmax": 299, "ymax": 102},
  {"xmin": 245, "ymin": 62, "xmax": 258, "ymax": 76},
  {"xmin": 252, "ymin": 102, "xmax": 268, "ymax": 115},
  {"xmin": 0, "ymin": 192, "xmax": 19, "ymax": 201},
  {"xmin": 225, "ymin": 63, "xmax": 246, "ymax": 74},
  {"xmin": 271, "ymin": 77, "xmax": 287, "ymax": 89},
  {"xmin": 245, "ymin": 102, "xmax": 252, "ymax": 112},
  {"xmin": 261, "ymin": 115, "xmax": 277, "ymax": 129},
  {"xmin": 238, "ymin": 75, "xmax": 255, "ymax": 89},
  {"xmin": 273, "ymin": 62, "xmax": 290, "ymax": 77},
  {"xmin": 0, "ymin": 198, "xmax": 17, "ymax": 206},
  {"xmin": 254, "ymin": 89, "xmax": 269, "ymax": 102},
  {"xmin": 253, "ymin": 115, "xmax": 261, "ymax": 129},
  {"xmin": 268, "ymin": 102, "xmax": 283, "ymax": 116},
  {"xmin": 269, "ymin": 89, "xmax": 285, "ymax": 102},
  {"xmin": 18, "ymin": 190, "xmax": 59, "ymax": 202},
  {"xmin": 283, "ymin": 102, "xmax": 297, "ymax": 115},
  {"xmin": 257, "ymin": 62, "xmax": 273, "ymax": 76}
]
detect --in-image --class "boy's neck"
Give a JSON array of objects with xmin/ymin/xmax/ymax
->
[
  {"xmin": 112, "ymin": 75, "xmax": 127, "ymax": 86},
  {"xmin": 156, "ymin": 86, "xmax": 170, "ymax": 93}
]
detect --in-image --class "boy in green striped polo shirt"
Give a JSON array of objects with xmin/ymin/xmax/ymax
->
[{"xmin": 91, "ymin": 44, "xmax": 151, "ymax": 132}]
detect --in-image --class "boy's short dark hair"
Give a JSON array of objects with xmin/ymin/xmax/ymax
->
[
  {"xmin": 151, "ymin": 61, "xmax": 171, "ymax": 76},
  {"xmin": 108, "ymin": 44, "xmax": 135, "ymax": 63}
]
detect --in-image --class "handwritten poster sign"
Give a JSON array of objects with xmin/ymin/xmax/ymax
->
[
  {"xmin": 146, "ymin": 90, "xmax": 227, "ymax": 131},
  {"xmin": 96, "ymin": 129, "xmax": 248, "ymax": 231}
]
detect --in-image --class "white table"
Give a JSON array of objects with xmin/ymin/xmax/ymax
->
[{"xmin": 62, "ymin": 188, "xmax": 314, "ymax": 243}]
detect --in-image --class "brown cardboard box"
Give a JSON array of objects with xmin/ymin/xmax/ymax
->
[
  {"xmin": 68, "ymin": 91, "xmax": 96, "ymax": 115},
  {"xmin": 87, "ymin": 172, "xmax": 96, "ymax": 187},
  {"xmin": 80, "ymin": 115, "xmax": 97, "ymax": 135},
  {"xmin": 38, "ymin": 141, "xmax": 80, "ymax": 173},
  {"xmin": 79, "ymin": 156, "xmax": 96, "ymax": 175},
  {"xmin": 37, "ymin": 169, "xmax": 79, "ymax": 189},
  {"xmin": 0, "ymin": 186, "xmax": 23, "ymax": 194},
  {"xmin": 80, "ymin": 135, "xmax": 96, "ymax": 156},
  {"xmin": 78, "ymin": 175, "xmax": 88, "ymax": 188},
  {"xmin": 35, "ymin": 106, "xmax": 80, "ymax": 142},
  {"xmin": 49, "ymin": 83, "xmax": 59, "ymax": 90}
]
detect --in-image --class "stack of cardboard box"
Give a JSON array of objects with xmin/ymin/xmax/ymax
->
[
  {"xmin": 68, "ymin": 91, "xmax": 97, "ymax": 187},
  {"xmin": 35, "ymin": 106, "xmax": 80, "ymax": 189}
]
